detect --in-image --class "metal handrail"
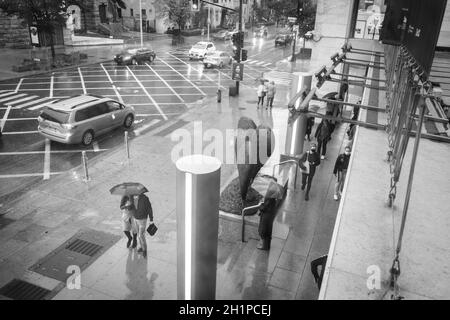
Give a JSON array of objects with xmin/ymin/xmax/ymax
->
[
  {"xmin": 241, "ymin": 202, "xmax": 263, "ymax": 242},
  {"xmin": 272, "ymin": 160, "xmax": 299, "ymax": 189}
]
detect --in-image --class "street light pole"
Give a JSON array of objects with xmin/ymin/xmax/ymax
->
[
  {"xmin": 236, "ymin": 0, "xmax": 243, "ymax": 95},
  {"xmin": 291, "ymin": 0, "xmax": 301, "ymax": 62},
  {"xmin": 139, "ymin": 0, "xmax": 143, "ymax": 47},
  {"xmin": 207, "ymin": 4, "xmax": 211, "ymax": 41}
]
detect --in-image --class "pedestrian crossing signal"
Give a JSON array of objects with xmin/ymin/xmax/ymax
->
[{"xmin": 241, "ymin": 49, "xmax": 247, "ymax": 62}]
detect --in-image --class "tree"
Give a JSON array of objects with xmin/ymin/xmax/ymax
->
[
  {"xmin": 0, "ymin": 0, "xmax": 68, "ymax": 61},
  {"xmin": 156, "ymin": 0, "xmax": 193, "ymax": 31},
  {"xmin": 267, "ymin": 0, "xmax": 296, "ymax": 27}
]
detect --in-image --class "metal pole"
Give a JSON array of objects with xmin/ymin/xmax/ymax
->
[
  {"xmin": 82, "ymin": 151, "xmax": 89, "ymax": 181},
  {"xmin": 139, "ymin": 0, "xmax": 143, "ymax": 47},
  {"xmin": 125, "ymin": 131, "xmax": 130, "ymax": 159},
  {"xmin": 395, "ymin": 100, "xmax": 426, "ymax": 256},
  {"xmin": 236, "ymin": 0, "xmax": 243, "ymax": 95},
  {"xmin": 207, "ymin": 5, "xmax": 210, "ymax": 41}
]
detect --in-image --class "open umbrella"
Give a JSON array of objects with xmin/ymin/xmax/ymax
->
[
  {"xmin": 109, "ymin": 182, "xmax": 148, "ymax": 196},
  {"xmin": 251, "ymin": 174, "xmax": 285, "ymax": 200}
]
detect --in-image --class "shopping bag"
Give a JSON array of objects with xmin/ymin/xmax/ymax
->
[
  {"xmin": 146, "ymin": 223, "xmax": 158, "ymax": 236},
  {"xmin": 300, "ymin": 160, "xmax": 310, "ymax": 174}
]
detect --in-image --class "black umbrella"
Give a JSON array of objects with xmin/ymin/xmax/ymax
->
[{"xmin": 109, "ymin": 182, "xmax": 148, "ymax": 196}]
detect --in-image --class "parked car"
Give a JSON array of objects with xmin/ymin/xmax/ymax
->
[
  {"xmin": 275, "ymin": 33, "xmax": 292, "ymax": 46},
  {"xmin": 203, "ymin": 51, "xmax": 232, "ymax": 68},
  {"xmin": 114, "ymin": 47, "xmax": 156, "ymax": 65},
  {"xmin": 37, "ymin": 94, "xmax": 135, "ymax": 146},
  {"xmin": 188, "ymin": 41, "xmax": 216, "ymax": 60},
  {"xmin": 212, "ymin": 30, "xmax": 232, "ymax": 41}
]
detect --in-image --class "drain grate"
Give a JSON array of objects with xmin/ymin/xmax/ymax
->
[
  {"xmin": 0, "ymin": 279, "xmax": 51, "ymax": 300},
  {"xmin": 65, "ymin": 239, "xmax": 103, "ymax": 257},
  {"xmin": 29, "ymin": 228, "xmax": 120, "ymax": 282}
]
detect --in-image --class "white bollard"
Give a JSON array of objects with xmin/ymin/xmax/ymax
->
[
  {"xmin": 81, "ymin": 151, "xmax": 89, "ymax": 181},
  {"xmin": 124, "ymin": 131, "xmax": 130, "ymax": 159}
]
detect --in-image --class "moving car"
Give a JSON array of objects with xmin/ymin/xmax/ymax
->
[
  {"xmin": 188, "ymin": 41, "xmax": 216, "ymax": 60},
  {"xmin": 37, "ymin": 94, "xmax": 135, "ymax": 146},
  {"xmin": 212, "ymin": 30, "xmax": 232, "ymax": 41},
  {"xmin": 253, "ymin": 26, "xmax": 268, "ymax": 38},
  {"xmin": 274, "ymin": 33, "xmax": 292, "ymax": 46},
  {"xmin": 114, "ymin": 47, "xmax": 156, "ymax": 65},
  {"xmin": 203, "ymin": 51, "xmax": 232, "ymax": 68}
]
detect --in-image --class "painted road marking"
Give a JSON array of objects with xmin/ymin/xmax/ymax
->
[
  {"xmin": 43, "ymin": 138, "xmax": 51, "ymax": 180},
  {"xmin": 78, "ymin": 68, "xmax": 87, "ymax": 94},
  {"xmin": 256, "ymin": 61, "xmax": 265, "ymax": 65},
  {"xmin": 7, "ymin": 95, "xmax": 39, "ymax": 106},
  {"xmin": 145, "ymin": 63, "xmax": 185, "ymax": 103},
  {"xmin": 1, "ymin": 130, "xmax": 39, "ymax": 135},
  {"xmin": 126, "ymin": 66, "xmax": 168, "ymax": 121},
  {"xmin": 14, "ymin": 78, "xmax": 24, "ymax": 93},
  {"xmin": 134, "ymin": 118, "xmax": 161, "ymax": 136},
  {"xmin": 0, "ymin": 149, "xmax": 108, "ymax": 156},
  {"xmin": 28, "ymin": 100, "xmax": 57, "ymax": 111},
  {"xmin": 100, "ymin": 63, "xmax": 124, "ymax": 103},
  {"xmin": 0, "ymin": 92, "xmax": 16, "ymax": 98},
  {"xmin": 263, "ymin": 63, "xmax": 272, "ymax": 67},
  {"xmin": 49, "ymin": 75, "xmax": 54, "ymax": 98},
  {"xmin": 92, "ymin": 141, "xmax": 100, "ymax": 152},
  {"xmin": 0, "ymin": 93, "xmax": 27, "ymax": 103},
  {"xmin": 14, "ymin": 97, "xmax": 52, "ymax": 109},
  {"xmin": 0, "ymin": 172, "xmax": 64, "ymax": 179},
  {"xmin": 157, "ymin": 57, "xmax": 207, "ymax": 96},
  {"xmin": 0, "ymin": 105, "xmax": 11, "ymax": 132}
]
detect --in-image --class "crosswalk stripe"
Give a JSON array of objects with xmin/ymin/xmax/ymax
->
[
  {"xmin": 15, "ymin": 97, "xmax": 52, "ymax": 109},
  {"xmin": 0, "ymin": 91, "xmax": 16, "ymax": 98},
  {"xmin": 0, "ymin": 93, "xmax": 27, "ymax": 103},
  {"xmin": 28, "ymin": 99, "xmax": 57, "ymax": 111},
  {"xmin": 256, "ymin": 61, "xmax": 265, "ymax": 65},
  {"xmin": 263, "ymin": 63, "xmax": 272, "ymax": 67},
  {"xmin": 7, "ymin": 95, "xmax": 39, "ymax": 106},
  {"xmin": 248, "ymin": 60, "xmax": 258, "ymax": 64}
]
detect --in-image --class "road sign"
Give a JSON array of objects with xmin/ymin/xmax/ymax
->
[
  {"xmin": 232, "ymin": 63, "xmax": 244, "ymax": 81},
  {"xmin": 288, "ymin": 17, "xmax": 297, "ymax": 23}
]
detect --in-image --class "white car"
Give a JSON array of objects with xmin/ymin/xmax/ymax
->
[
  {"xmin": 203, "ymin": 51, "xmax": 232, "ymax": 68},
  {"xmin": 188, "ymin": 41, "xmax": 216, "ymax": 60}
]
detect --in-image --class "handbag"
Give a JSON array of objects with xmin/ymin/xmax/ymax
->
[
  {"xmin": 146, "ymin": 223, "xmax": 158, "ymax": 236},
  {"xmin": 300, "ymin": 152, "xmax": 310, "ymax": 174}
]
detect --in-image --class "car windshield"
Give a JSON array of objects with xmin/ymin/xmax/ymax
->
[
  {"xmin": 40, "ymin": 108, "xmax": 70, "ymax": 124},
  {"xmin": 193, "ymin": 43, "xmax": 207, "ymax": 49}
]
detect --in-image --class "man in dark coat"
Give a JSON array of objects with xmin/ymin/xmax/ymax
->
[
  {"xmin": 132, "ymin": 193, "xmax": 154, "ymax": 258},
  {"xmin": 305, "ymin": 116, "xmax": 315, "ymax": 141},
  {"xmin": 299, "ymin": 142, "xmax": 321, "ymax": 201},
  {"xmin": 315, "ymin": 119, "xmax": 332, "ymax": 160},
  {"xmin": 257, "ymin": 197, "xmax": 278, "ymax": 250},
  {"xmin": 333, "ymin": 146, "xmax": 351, "ymax": 200}
]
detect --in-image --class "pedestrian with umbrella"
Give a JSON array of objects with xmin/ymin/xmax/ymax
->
[
  {"xmin": 120, "ymin": 195, "xmax": 138, "ymax": 249},
  {"xmin": 110, "ymin": 182, "xmax": 154, "ymax": 258}
]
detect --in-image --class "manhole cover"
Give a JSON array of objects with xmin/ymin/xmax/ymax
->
[
  {"xmin": 29, "ymin": 229, "xmax": 120, "ymax": 282},
  {"xmin": 0, "ymin": 279, "xmax": 51, "ymax": 300}
]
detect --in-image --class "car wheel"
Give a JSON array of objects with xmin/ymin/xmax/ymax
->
[
  {"xmin": 132, "ymin": 58, "xmax": 138, "ymax": 65},
  {"xmin": 82, "ymin": 130, "xmax": 94, "ymax": 146},
  {"xmin": 124, "ymin": 114, "xmax": 134, "ymax": 128}
]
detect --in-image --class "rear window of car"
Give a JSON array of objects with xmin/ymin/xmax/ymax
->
[{"xmin": 40, "ymin": 108, "xmax": 70, "ymax": 124}]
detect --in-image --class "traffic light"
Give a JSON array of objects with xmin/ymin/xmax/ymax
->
[
  {"xmin": 241, "ymin": 49, "xmax": 247, "ymax": 61},
  {"xmin": 192, "ymin": 0, "xmax": 199, "ymax": 11},
  {"xmin": 231, "ymin": 32, "xmax": 239, "ymax": 48},
  {"xmin": 233, "ymin": 49, "xmax": 240, "ymax": 62}
]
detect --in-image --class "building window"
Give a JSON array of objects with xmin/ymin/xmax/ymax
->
[
  {"xmin": 117, "ymin": 8, "xmax": 122, "ymax": 18},
  {"xmin": 130, "ymin": 8, "xmax": 134, "ymax": 16},
  {"xmin": 351, "ymin": 0, "xmax": 387, "ymax": 40}
]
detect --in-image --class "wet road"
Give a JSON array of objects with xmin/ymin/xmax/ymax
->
[{"xmin": 0, "ymin": 32, "xmax": 294, "ymax": 203}]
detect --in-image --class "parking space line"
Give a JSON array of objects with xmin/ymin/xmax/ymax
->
[
  {"xmin": 1, "ymin": 117, "xmax": 37, "ymax": 121},
  {"xmin": 100, "ymin": 63, "xmax": 124, "ymax": 103},
  {"xmin": 78, "ymin": 68, "xmax": 87, "ymax": 94},
  {"xmin": 7, "ymin": 95, "xmax": 39, "ymax": 106},
  {"xmin": 1, "ymin": 105, "xmax": 11, "ymax": 132},
  {"xmin": 0, "ymin": 149, "xmax": 108, "ymax": 156},
  {"xmin": 43, "ymin": 138, "xmax": 51, "ymax": 180},
  {"xmin": 0, "ymin": 92, "xmax": 16, "ymax": 98},
  {"xmin": 1, "ymin": 130, "xmax": 39, "ymax": 135},
  {"xmin": 28, "ymin": 100, "xmax": 57, "ymax": 111},
  {"xmin": 0, "ymin": 172, "xmax": 64, "ymax": 179},
  {"xmin": 136, "ymin": 112, "xmax": 182, "ymax": 117},
  {"xmin": 134, "ymin": 119, "xmax": 161, "ymax": 136},
  {"xmin": 14, "ymin": 78, "xmax": 24, "ymax": 93},
  {"xmin": 15, "ymin": 97, "xmax": 52, "ymax": 109},
  {"xmin": 158, "ymin": 57, "xmax": 206, "ymax": 95},
  {"xmin": 146, "ymin": 62, "xmax": 185, "ymax": 103},
  {"xmin": 92, "ymin": 141, "xmax": 100, "ymax": 152},
  {"xmin": 50, "ymin": 76, "xmax": 54, "ymax": 98},
  {"xmin": 126, "ymin": 66, "xmax": 168, "ymax": 121},
  {"xmin": 0, "ymin": 93, "xmax": 26, "ymax": 103}
]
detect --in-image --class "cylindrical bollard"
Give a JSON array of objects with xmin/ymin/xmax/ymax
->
[
  {"xmin": 176, "ymin": 155, "xmax": 221, "ymax": 300},
  {"xmin": 124, "ymin": 131, "xmax": 130, "ymax": 159},
  {"xmin": 81, "ymin": 151, "xmax": 89, "ymax": 181},
  {"xmin": 217, "ymin": 89, "xmax": 221, "ymax": 102},
  {"xmin": 285, "ymin": 72, "xmax": 313, "ymax": 156}
]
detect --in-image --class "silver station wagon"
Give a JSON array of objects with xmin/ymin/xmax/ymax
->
[{"xmin": 37, "ymin": 94, "xmax": 135, "ymax": 146}]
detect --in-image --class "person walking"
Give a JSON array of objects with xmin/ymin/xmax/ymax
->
[
  {"xmin": 256, "ymin": 80, "xmax": 265, "ymax": 109},
  {"xmin": 315, "ymin": 118, "xmax": 332, "ymax": 160},
  {"xmin": 120, "ymin": 195, "xmax": 138, "ymax": 249},
  {"xmin": 266, "ymin": 81, "xmax": 276, "ymax": 109},
  {"xmin": 305, "ymin": 116, "xmax": 315, "ymax": 141},
  {"xmin": 299, "ymin": 142, "xmax": 321, "ymax": 201},
  {"xmin": 256, "ymin": 197, "xmax": 278, "ymax": 250},
  {"xmin": 132, "ymin": 193, "xmax": 154, "ymax": 258},
  {"xmin": 333, "ymin": 146, "xmax": 351, "ymax": 200}
]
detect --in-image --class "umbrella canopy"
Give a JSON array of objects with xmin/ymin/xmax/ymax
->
[
  {"xmin": 109, "ymin": 182, "xmax": 148, "ymax": 196},
  {"xmin": 251, "ymin": 175, "xmax": 285, "ymax": 200}
]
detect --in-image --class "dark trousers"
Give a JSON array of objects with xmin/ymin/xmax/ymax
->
[
  {"xmin": 267, "ymin": 96, "xmax": 274, "ymax": 107},
  {"xmin": 301, "ymin": 168, "xmax": 316, "ymax": 195},
  {"xmin": 257, "ymin": 95, "xmax": 265, "ymax": 106},
  {"xmin": 317, "ymin": 138, "xmax": 328, "ymax": 156},
  {"xmin": 258, "ymin": 210, "xmax": 276, "ymax": 240}
]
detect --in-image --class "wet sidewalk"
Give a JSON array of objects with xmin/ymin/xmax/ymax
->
[{"xmin": 0, "ymin": 68, "xmax": 350, "ymax": 299}]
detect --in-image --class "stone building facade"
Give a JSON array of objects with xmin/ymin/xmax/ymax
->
[{"xmin": 0, "ymin": 10, "xmax": 30, "ymax": 48}]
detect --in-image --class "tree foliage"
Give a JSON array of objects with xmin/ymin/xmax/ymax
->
[{"xmin": 156, "ymin": 0, "xmax": 193, "ymax": 30}]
